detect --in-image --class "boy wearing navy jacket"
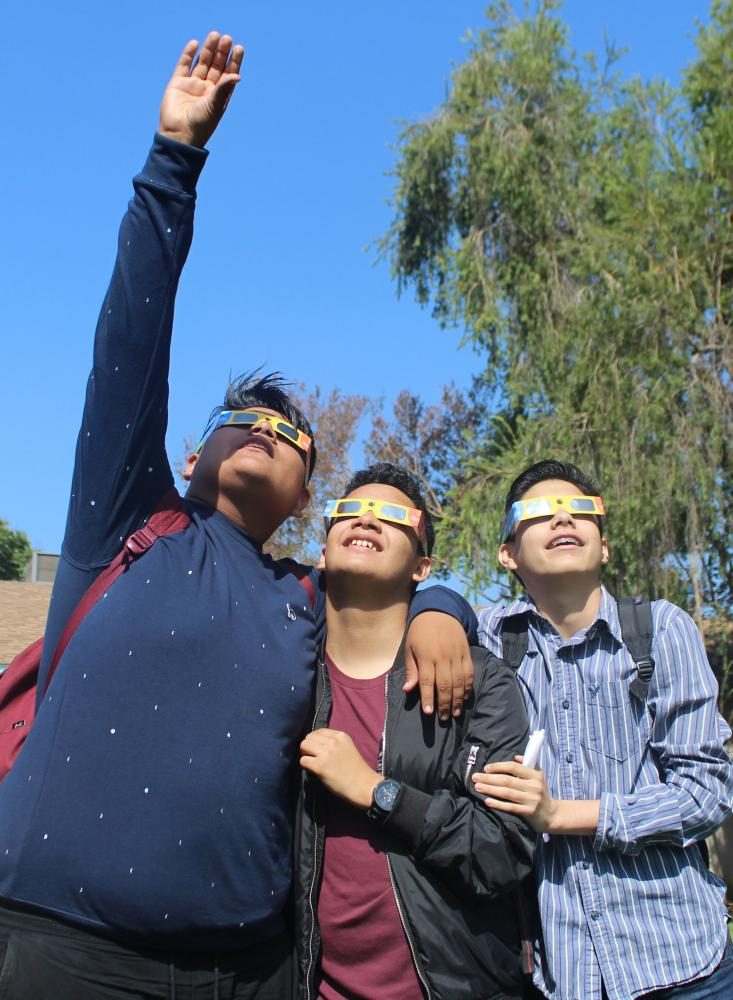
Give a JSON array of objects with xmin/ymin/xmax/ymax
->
[{"xmin": 0, "ymin": 36, "xmax": 473, "ymax": 1000}]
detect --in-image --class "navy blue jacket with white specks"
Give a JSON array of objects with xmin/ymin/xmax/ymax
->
[{"xmin": 0, "ymin": 136, "xmax": 472, "ymax": 950}]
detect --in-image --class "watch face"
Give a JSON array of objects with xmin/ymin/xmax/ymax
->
[{"xmin": 374, "ymin": 779, "xmax": 400, "ymax": 811}]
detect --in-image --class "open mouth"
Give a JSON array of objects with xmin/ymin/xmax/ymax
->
[
  {"xmin": 547, "ymin": 536, "xmax": 581, "ymax": 549},
  {"xmin": 345, "ymin": 537, "xmax": 380, "ymax": 551}
]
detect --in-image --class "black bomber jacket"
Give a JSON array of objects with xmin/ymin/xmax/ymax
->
[{"xmin": 294, "ymin": 644, "xmax": 537, "ymax": 1000}]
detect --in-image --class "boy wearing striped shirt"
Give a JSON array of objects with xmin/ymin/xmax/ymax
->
[{"xmin": 473, "ymin": 459, "xmax": 733, "ymax": 1000}]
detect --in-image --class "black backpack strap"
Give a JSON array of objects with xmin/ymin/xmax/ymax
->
[
  {"xmin": 617, "ymin": 596, "xmax": 655, "ymax": 701},
  {"xmin": 500, "ymin": 614, "xmax": 530, "ymax": 672}
]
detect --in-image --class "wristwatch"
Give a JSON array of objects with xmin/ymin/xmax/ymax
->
[{"xmin": 367, "ymin": 778, "xmax": 401, "ymax": 823}]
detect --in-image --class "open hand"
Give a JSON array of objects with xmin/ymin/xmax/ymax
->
[
  {"xmin": 159, "ymin": 32, "xmax": 245, "ymax": 148},
  {"xmin": 300, "ymin": 729, "xmax": 381, "ymax": 809}
]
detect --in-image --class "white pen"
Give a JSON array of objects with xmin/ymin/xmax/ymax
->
[{"xmin": 522, "ymin": 729, "xmax": 545, "ymax": 769}]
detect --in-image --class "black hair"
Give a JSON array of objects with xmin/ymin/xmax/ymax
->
[
  {"xmin": 504, "ymin": 459, "xmax": 604, "ymax": 537},
  {"xmin": 341, "ymin": 462, "xmax": 435, "ymax": 556},
  {"xmin": 207, "ymin": 369, "xmax": 317, "ymax": 476}
]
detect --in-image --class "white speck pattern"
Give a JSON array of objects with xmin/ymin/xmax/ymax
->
[{"xmin": 110, "ymin": 729, "xmax": 116, "ymax": 735}]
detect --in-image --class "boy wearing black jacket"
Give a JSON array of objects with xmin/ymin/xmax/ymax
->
[{"xmin": 295, "ymin": 464, "xmax": 536, "ymax": 1000}]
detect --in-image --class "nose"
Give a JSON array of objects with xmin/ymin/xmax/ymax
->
[
  {"xmin": 550, "ymin": 506, "xmax": 576, "ymax": 528},
  {"xmin": 354, "ymin": 509, "xmax": 382, "ymax": 532},
  {"xmin": 250, "ymin": 417, "xmax": 277, "ymax": 440}
]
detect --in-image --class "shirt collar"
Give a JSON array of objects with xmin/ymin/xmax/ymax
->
[{"xmin": 496, "ymin": 586, "xmax": 622, "ymax": 644}]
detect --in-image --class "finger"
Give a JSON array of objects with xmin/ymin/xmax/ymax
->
[
  {"xmin": 473, "ymin": 781, "xmax": 532, "ymax": 805},
  {"xmin": 210, "ymin": 77, "xmax": 241, "ymax": 118},
  {"xmin": 461, "ymin": 648, "xmax": 474, "ymax": 697},
  {"xmin": 482, "ymin": 760, "xmax": 522, "ymax": 776},
  {"xmin": 449, "ymin": 657, "xmax": 464, "ymax": 718},
  {"xmin": 227, "ymin": 44, "xmax": 245, "ymax": 77},
  {"xmin": 402, "ymin": 648, "xmax": 419, "ymax": 695},
  {"xmin": 433, "ymin": 659, "xmax": 455, "ymax": 721},
  {"xmin": 207, "ymin": 34, "xmax": 233, "ymax": 84},
  {"xmin": 483, "ymin": 797, "xmax": 526, "ymax": 814},
  {"xmin": 418, "ymin": 659, "xmax": 437, "ymax": 717},
  {"xmin": 172, "ymin": 39, "xmax": 200, "ymax": 78},
  {"xmin": 192, "ymin": 31, "xmax": 221, "ymax": 79}
]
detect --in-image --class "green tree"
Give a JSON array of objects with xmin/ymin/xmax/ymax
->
[
  {"xmin": 0, "ymin": 520, "xmax": 32, "ymax": 581},
  {"xmin": 380, "ymin": 0, "xmax": 732, "ymax": 638}
]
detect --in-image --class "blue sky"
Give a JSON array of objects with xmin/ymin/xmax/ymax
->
[{"xmin": 2, "ymin": 0, "xmax": 709, "ymax": 554}]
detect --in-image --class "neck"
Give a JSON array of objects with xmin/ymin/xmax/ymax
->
[
  {"xmin": 525, "ymin": 575, "xmax": 603, "ymax": 640},
  {"xmin": 325, "ymin": 584, "xmax": 410, "ymax": 679},
  {"xmin": 185, "ymin": 485, "xmax": 278, "ymax": 543}
]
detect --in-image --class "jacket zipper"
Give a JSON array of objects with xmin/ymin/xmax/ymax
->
[
  {"xmin": 463, "ymin": 743, "xmax": 480, "ymax": 789},
  {"xmin": 381, "ymin": 673, "xmax": 434, "ymax": 1000},
  {"xmin": 305, "ymin": 655, "xmax": 329, "ymax": 1000}
]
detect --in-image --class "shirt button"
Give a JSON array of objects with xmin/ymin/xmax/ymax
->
[
  {"xmin": 566, "ymin": 752, "xmax": 574, "ymax": 763},
  {"xmin": 562, "ymin": 699, "xmax": 570, "ymax": 709},
  {"xmin": 580, "ymin": 861, "xmax": 590, "ymax": 870},
  {"xmin": 590, "ymin": 910, "xmax": 600, "ymax": 920}
]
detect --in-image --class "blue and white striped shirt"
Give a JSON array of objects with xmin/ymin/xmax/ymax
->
[{"xmin": 477, "ymin": 587, "xmax": 733, "ymax": 1000}]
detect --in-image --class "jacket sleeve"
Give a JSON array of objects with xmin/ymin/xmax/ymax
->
[
  {"xmin": 595, "ymin": 601, "xmax": 733, "ymax": 855},
  {"xmin": 382, "ymin": 648, "xmax": 536, "ymax": 901}
]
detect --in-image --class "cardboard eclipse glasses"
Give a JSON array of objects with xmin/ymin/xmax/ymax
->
[
  {"xmin": 324, "ymin": 497, "xmax": 428, "ymax": 549},
  {"xmin": 197, "ymin": 409, "xmax": 313, "ymax": 483},
  {"xmin": 500, "ymin": 494, "xmax": 605, "ymax": 542}
]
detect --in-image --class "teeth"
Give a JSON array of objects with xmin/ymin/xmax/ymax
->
[
  {"xmin": 551, "ymin": 537, "xmax": 578, "ymax": 548},
  {"xmin": 350, "ymin": 539, "xmax": 375, "ymax": 549}
]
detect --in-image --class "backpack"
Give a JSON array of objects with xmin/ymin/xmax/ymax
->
[
  {"xmin": 0, "ymin": 490, "xmax": 315, "ymax": 782},
  {"xmin": 500, "ymin": 594, "xmax": 711, "ymax": 867},
  {"xmin": 500, "ymin": 595, "xmax": 655, "ymax": 697}
]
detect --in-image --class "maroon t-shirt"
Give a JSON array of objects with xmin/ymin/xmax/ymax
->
[{"xmin": 316, "ymin": 654, "xmax": 423, "ymax": 1000}]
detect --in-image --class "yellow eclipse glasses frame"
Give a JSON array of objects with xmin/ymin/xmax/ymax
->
[
  {"xmin": 500, "ymin": 494, "xmax": 605, "ymax": 542},
  {"xmin": 324, "ymin": 497, "xmax": 427, "ymax": 549},
  {"xmin": 196, "ymin": 408, "xmax": 313, "ymax": 482}
]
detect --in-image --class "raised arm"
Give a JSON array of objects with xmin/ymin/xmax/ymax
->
[{"xmin": 43, "ymin": 35, "xmax": 244, "ymax": 693}]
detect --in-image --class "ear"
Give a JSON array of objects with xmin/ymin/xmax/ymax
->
[
  {"xmin": 316, "ymin": 545, "xmax": 326, "ymax": 572},
  {"xmin": 290, "ymin": 486, "xmax": 311, "ymax": 518},
  {"xmin": 498, "ymin": 542, "xmax": 517, "ymax": 572},
  {"xmin": 600, "ymin": 537, "xmax": 610, "ymax": 566},
  {"xmin": 411, "ymin": 555, "xmax": 432, "ymax": 584},
  {"xmin": 182, "ymin": 452, "xmax": 199, "ymax": 482}
]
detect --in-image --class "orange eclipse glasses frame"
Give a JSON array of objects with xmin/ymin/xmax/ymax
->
[
  {"xmin": 500, "ymin": 494, "xmax": 605, "ymax": 542},
  {"xmin": 323, "ymin": 497, "xmax": 428, "ymax": 550},
  {"xmin": 196, "ymin": 408, "xmax": 314, "ymax": 483}
]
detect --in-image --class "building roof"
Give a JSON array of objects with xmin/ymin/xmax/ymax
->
[{"xmin": 0, "ymin": 580, "xmax": 52, "ymax": 668}]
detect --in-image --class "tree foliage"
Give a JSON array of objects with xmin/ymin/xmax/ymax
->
[
  {"xmin": 0, "ymin": 519, "xmax": 32, "ymax": 581},
  {"xmin": 379, "ymin": 0, "xmax": 733, "ymax": 636}
]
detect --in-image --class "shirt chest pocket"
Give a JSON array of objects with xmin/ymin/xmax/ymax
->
[{"xmin": 585, "ymin": 679, "xmax": 649, "ymax": 763}]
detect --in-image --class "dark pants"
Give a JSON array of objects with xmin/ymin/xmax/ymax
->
[{"xmin": 0, "ymin": 903, "xmax": 292, "ymax": 1000}]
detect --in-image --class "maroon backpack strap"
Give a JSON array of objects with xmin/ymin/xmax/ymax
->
[
  {"xmin": 45, "ymin": 489, "xmax": 191, "ymax": 693},
  {"xmin": 280, "ymin": 558, "xmax": 316, "ymax": 610}
]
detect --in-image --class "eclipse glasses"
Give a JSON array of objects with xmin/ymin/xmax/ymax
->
[
  {"xmin": 324, "ymin": 497, "xmax": 427, "ymax": 549},
  {"xmin": 500, "ymin": 494, "xmax": 605, "ymax": 542},
  {"xmin": 197, "ymin": 408, "xmax": 313, "ymax": 483}
]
